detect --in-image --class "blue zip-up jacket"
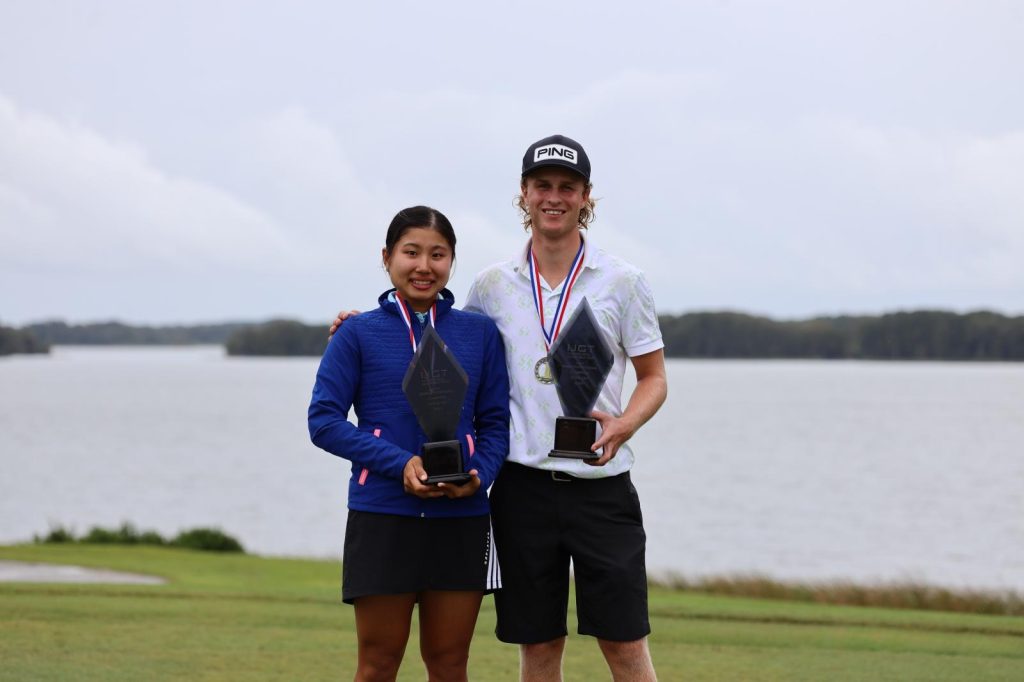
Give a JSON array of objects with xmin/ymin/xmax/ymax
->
[{"xmin": 308, "ymin": 289, "xmax": 510, "ymax": 517}]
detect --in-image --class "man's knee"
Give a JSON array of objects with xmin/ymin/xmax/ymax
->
[
  {"xmin": 520, "ymin": 638, "xmax": 566, "ymax": 682},
  {"xmin": 521, "ymin": 637, "xmax": 565, "ymax": 657},
  {"xmin": 598, "ymin": 637, "xmax": 655, "ymax": 677}
]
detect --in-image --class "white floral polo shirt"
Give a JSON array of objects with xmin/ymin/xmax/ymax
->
[{"xmin": 464, "ymin": 231, "xmax": 663, "ymax": 478}]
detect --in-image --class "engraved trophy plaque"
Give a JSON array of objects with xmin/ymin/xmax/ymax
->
[
  {"xmin": 401, "ymin": 326, "xmax": 471, "ymax": 484},
  {"xmin": 547, "ymin": 298, "xmax": 614, "ymax": 460}
]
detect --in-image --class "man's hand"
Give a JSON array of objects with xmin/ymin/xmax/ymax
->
[
  {"xmin": 585, "ymin": 349, "xmax": 667, "ymax": 467},
  {"xmin": 403, "ymin": 456, "xmax": 444, "ymax": 498},
  {"xmin": 328, "ymin": 309, "xmax": 361, "ymax": 338},
  {"xmin": 586, "ymin": 410, "xmax": 640, "ymax": 466}
]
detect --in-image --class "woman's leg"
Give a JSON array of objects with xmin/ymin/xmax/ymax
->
[
  {"xmin": 353, "ymin": 593, "xmax": 417, "ymax": 682},
  {"xmin": 417, "ymin": 590, "xmax": 484, "ymax": 682}
]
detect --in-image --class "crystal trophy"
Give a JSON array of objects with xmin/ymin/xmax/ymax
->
[
  {"xmin": 401, "ymin": 326, "xmax": 471, "ymax": 484},
  {"xmin": 547, "ymin": 298, "xmax": 614, "ymax": 460}
]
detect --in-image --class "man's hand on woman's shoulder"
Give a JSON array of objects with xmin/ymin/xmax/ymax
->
[{"xmin": 329, "ymin": 309, "xmax": 362, "ymax": 338}]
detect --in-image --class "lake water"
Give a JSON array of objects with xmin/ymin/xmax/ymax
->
[{"xmin": 1, "ymin": 346, "xmax": 1022, "ymax": 591}]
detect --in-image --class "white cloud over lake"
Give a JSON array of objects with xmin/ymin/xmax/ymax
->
[{"xmin": 1, "ymin": 1, "xmax": 1021, "ymax": 324}]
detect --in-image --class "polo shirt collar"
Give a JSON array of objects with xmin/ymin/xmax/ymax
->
[{"xmin": 514, "ymin": 229, "xmax": 597, "ymax": 282}]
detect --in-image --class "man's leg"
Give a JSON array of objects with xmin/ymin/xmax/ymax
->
[
  {"xmin": 490, "ymin": 464, "xmax": 572, "ymax": 645},
  {"xmin": 566, "ymin": 472, "xmax": 654, "ymax": 678},
  {"xmin": 598, "ymin": 637, "xmax": 657, "ymax": 682},
  {"xmin": 520, "ymin": 637, "xmax": 566, "ymax": 682}
]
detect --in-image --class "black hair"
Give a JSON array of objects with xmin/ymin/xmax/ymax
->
[{"xmin": 384, "ymin": 206, "xmax": 457, "ymax": 259}]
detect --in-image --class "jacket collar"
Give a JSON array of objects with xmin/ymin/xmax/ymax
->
[{"xmin": 378, "ymin": 288, "xmax": 456, "ymax": 318}]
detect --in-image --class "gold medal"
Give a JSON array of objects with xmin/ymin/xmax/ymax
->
[{"xmin": 534, "ymin": 356, "xmax": 554, "ymax": 384}]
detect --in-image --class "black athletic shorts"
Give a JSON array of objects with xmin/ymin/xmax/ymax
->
[
  {"xmin": 341, "ymin": 510, "xmax": 500, "ymax": 604},
  {"xmin": 490, "ymin": 462, "xmax": 650, "ymax": 643}
]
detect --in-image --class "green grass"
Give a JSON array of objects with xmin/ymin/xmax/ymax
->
[{"xmin": 2, "ymin": 545, "xmax": 1022, "ymax": 681}]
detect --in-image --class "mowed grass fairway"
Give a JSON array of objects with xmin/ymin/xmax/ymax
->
[{"xmin": 1, "ymin": 545, "xmax": 1022, "ymax": 681}]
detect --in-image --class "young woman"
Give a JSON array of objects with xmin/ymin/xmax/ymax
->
[{"xmin": 308, "ymin": 206, "xmax": 509, "ymax": 682}]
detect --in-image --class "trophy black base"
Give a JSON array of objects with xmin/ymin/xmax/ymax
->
[
  {"xmin": 422, "ymin": 440, "xmax": 471, "ymax": 485},
  {"xmin": 547, "ymin": 417, "xmax": 599, "ymax": 460}
]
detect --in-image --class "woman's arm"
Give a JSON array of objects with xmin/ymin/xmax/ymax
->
[
  {"xmin": 308, "ymin": 326, "xmax": 413, "ymax": 480},
  {"xmin": 468, "ymin": 321, "xmax": 511, "ymax": 490}
]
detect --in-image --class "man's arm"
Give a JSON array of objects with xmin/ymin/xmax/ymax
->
[{"xmin": 588, "ymin": 348, "xmax": 667, "ymax": 466}]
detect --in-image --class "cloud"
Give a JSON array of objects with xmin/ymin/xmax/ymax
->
[
  {"xmin": 3, "ymin": 44, "xmax": 1023, "ymax": 323},
  {"xmin": 783, "ymin": 118, "xmax": 1024, "ymax": 291},
  {"xmin": 579, "ymin": 103, "xmax": 1024, "ymax": 315},
  {"xmin": 0, "ymin": 95, "xmax": 298, "ymax": 274},
  {"xmin": 276, "ymin": 75, "xmax": 1024, "ymax": 317}
]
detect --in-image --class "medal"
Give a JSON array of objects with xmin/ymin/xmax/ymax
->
[
  {"xmin": 528, "ymin": 237, "xmax": 585, "ymax": 384},
  {"xmin": 534, "ymin": 357, "xmax": 554, "ymax": 384}
]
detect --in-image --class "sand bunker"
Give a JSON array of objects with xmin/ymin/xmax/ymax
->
[{"xmin": 0, "ymin": 560, "xmax": 166, "ymax": 585}]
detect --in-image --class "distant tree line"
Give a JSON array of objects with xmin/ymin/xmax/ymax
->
[
  {"xmin": 24, "ymin": 320, "xmax": 252, "ymax": 345},
  {"xmin": 227, "ymin": 310, "xmax": 1024, "ymax": 360},
  {"xmin": 0, "ymin": 324, "xmax": 50, "ymax": 355},
  {"xmin": 6, "ymin": 310, "xmax": 1023, "ymax": 360},
  {"xmin": 225, "ymin": 319, "xmax": 329, "ymax": 357},
  {"xmin": 659, "ymin": 310, "xmax": 1024, "ymax": 360}
]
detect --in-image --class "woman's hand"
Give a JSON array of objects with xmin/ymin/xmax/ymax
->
[
  {"xmin": 402, "ymin": 458, "xmax": 481, "ymax": 499},
  {"xmin": 403, "ymin": 456, "xmax": 445, "ymax": 499},
  {"xmin": 437, "ymin": 470, "xmax": 481, "ymax": 499}
]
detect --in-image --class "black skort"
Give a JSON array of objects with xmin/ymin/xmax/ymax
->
[{"xmin": 342, "ymin": 510, "xmax": 500, "ymax": 604}]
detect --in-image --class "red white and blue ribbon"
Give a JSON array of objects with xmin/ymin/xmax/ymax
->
[
  {"xmin": 394, "ymin": 292, "xmax": 436, "ymax": 352},
  {"xmin": 528, "ymin": 237, "xmax": 585, "ymax": 351}
]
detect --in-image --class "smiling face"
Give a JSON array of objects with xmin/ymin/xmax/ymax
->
[
  {"xmin": 520, "ymin": 167, "xmax": 591, "ymax": 242},
  {"xmin": 382, "ymin": 226, "xmax": 454, "ymax": 312}
]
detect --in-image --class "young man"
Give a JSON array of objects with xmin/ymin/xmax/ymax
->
[
  {"xmin": 463, "ymin": 134, "xmax": 667, "ymax": 681},
  {"xmin": 330, "ymin": 135, "xmax": 667, "ymax": 681}
]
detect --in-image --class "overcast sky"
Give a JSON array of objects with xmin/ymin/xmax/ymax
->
[{"xmin": 1, "ymin": 1, "xmax": 1021, "ymax": 325}]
